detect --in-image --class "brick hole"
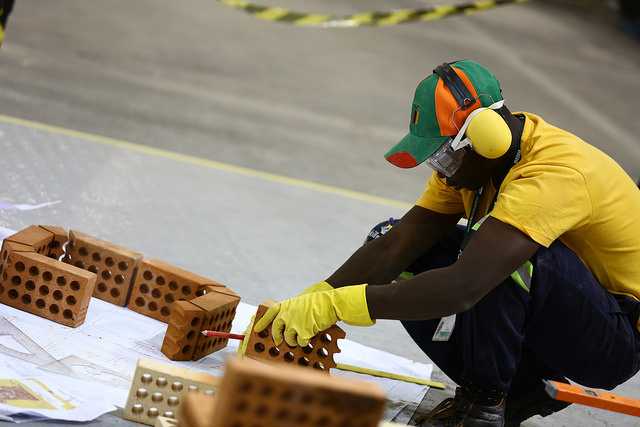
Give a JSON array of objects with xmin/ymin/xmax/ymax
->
[
  {"xmin": 14, "ymin": 261, "xmax": 25, "ymax": 272},
  {"xmin": 57, "ymin": 276, "xmax": 66, "ymax": 286},
  {"xmin": 105, "ymin": 257, "xmax": 115, "ymax": 267},
  {"xmin": 8, "ymin": 289, "xmax": 18, "ymax": 299},
  {"xmin": 258, "ymin": 329, "xmax": 269, "ymax": 338},
  {"xmin": 315, "ymin": 415, "xmax": 331, "ymax": 426},
  {"xmin": 92, "ymin": 252, "xmax": 101, "ymax": 262},
  {"xmin": 53, "ymin": 290, "xmax": 63, "ymax": 301},
  {"xmin": 195, "ymin": 288, "xmax": 205, "ymax": 297},
  {"xmin": 276, "ymin": 408, "xmax": 290, "ymax": 420},
  {"xmin": 36, "ymin": 299, "xmax": 45, "ymax": 309},
  {"xmin": 21, "ymin": 294, "xmax": 31, "ymax": 305},
  {"xmin": 180, "ymin": 286, "xmax": 191, "ymax": 296},
  {"xmin": 49, "ymin": 304, "xmax": 60, "ymax": 314},
  {"xmin": 298, "ymin": 357, "xmax": 310, "ymax": 367},
  {"xmin": 260, "ymin": 384, "xmax": 273, "ymax": 397},
  {"xmin": 302, "ymin": 344, "xmax": 313, "ymax": 354},
  {"xmin": 97, "ymin": 282, "xmax": 108, "ymax": 293},
  {"xmin": 317, "ymin": 348, "xmax": 329, "ymax": 358},
  {"xmin": 164, "ymin": 293, "xmax": 175, "ymax": 304},
  {"xmin": 181, "ymin": 345, "xmax": 192, "ymax": 354},
  {"xmin": 11, "ymin": 276, "xmax": 21, "ymax": 286},
  {"xmin": 25, "ymin": 280, "xmax": 36, "ymax": 291},
  {"xmin": 284, "ymin": 352, "xmax": 295, "ymax": 362},
  {"xmin": 101, "ymin": 270, "xmax": 112, "ymax": 280},
  {"xmin": 156, "ymin": 276, "xmax": 165, "ymax": 286},
  {"xmin": 118, "ymin": 261, "xmax": 128, "ymax": 271},
  {"xmin": 88, "ymin": 265, "xmax": 98, "ymax": 274},
  {"xmin": 254, "ymin": 343, "xmax": 265, "ymax": 353},
  {"xmin": 114, "ymin": 274, "xmax": 125, "ymax": 284},
  {"xmin": 187, "ymin": 330, "xmax": 195, "ymax": 340},
  {"xmin": 235, "ymin": 400, "xmax": 249, "ymax": 412},
  {"xmin": 39, "ymin": 285, "xmax": 49, "ymax": 296},
  {"xmin": 139, "ymin": 284, "xmax": 149, "ymax": 294},
  {"xmin": 78, "ymin": 247, "xmax": 88, "ymax": 256},
  {"xmin": 168, "ymin": 281, "xmax": 178, "ymax": 291},
  {"xmin": 151, "ymin": 289, "xmax": 161, "ymax": 299},
  {"xmin": 280, "ymin": 389, "xmax": 293, "ymax": 401},
  {"xmin": 160, "ymin": 307, "xmax": 170, "ymax": 317},
  {"xmin": 296, "ymin": 412, "xmax": 310, "ymax": 423},
  {"xmin": 190, "ymin": 317, "xmax": 200, "ymax": 327},
  {"xmin": 42, "ymin": 271, "xmax": 53, "ymax": 281},
  {"xmin": 74, "ymin": 260, "xmax": 85, "ymax": 269},
  {"xmin": 63, "ymin": 309, "xmax": 73, "ymax": 319},
  {"xmin": 143, "ymin": 270, "xmax": 153, "ymax": 280},
  {"xmin": 314, "ymin": 362, "xmax": 325, "ymax": 371},
  {"xmin": 28, "ymin": 266, "xmax": 39, "ymax": 276},
  {"xmin": 110, "ymin": 288, "xmax": 120, "ymax": 298},
  {"xmin": 135, "ymin": 297, "xmax": 145, "ymax": 307},
  {"xmin": 255, "ymin": 404, "xmax": 268, "ymax": 416},
  {"xmin": 320, "ymin": 333, "xmax": 332, "ymax": 343},
  {"xmin": 148, "ymin": 301, "xmax": 158, "ymax": 311},
  {"xmin": 269, "ymin": 347, "xmax": 280, "ymax": 357},
  {"xmin": 301, "ymin": 393, "xmax": 313, "ymax": 404}
]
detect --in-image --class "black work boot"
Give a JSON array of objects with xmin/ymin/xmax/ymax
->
[
  {"xmin": 420, "ymin": 387, "xmax": 471, "ymax": 426},
  {"xmin": 505, "ymin": 379, "xmax": 571, "ymax": 426},
  {"xmin": 421, "ymin": 386, "xmax": 505, "ymax": 427}
]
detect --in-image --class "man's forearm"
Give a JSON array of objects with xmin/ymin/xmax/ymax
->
[
  {"xmin": 365, "ymin": 264, "xmax": 482, "ymax": 320},
  {"xmin": 326, "ymin": 234, "xmax": 410, "ymax": 288}
]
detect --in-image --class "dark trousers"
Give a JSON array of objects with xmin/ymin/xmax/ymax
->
[{"xmin": 402, "ymin": 227, "xmax": 640, "ymax": 395}]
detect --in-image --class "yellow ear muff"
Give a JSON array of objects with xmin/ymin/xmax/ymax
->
[{"xmin": 466, "ymin": 109, "xmax": 512, "ymax": 159}]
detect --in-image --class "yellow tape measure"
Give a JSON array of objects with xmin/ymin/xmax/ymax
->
[{"xmin": 218, "ymin": 0, "xmax": 529, "ymax": 28}]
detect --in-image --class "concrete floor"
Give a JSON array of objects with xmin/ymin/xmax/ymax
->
[{"xmin": 0, "ymin": 0, "xmax": 639, "ymax": 425}]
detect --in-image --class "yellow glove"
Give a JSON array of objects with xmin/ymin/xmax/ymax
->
[
  {"xmin": 254, "ymin": 284, "xmax": 374, "ymax": 347},
  {"xmin": 298, "ymin": 280, "xmax": 333, "ymax": 295}
]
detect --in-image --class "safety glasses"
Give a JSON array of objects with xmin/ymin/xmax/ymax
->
[{"xmin": 425, "ymin": 99, "xmax": 504, "ymax": 178}]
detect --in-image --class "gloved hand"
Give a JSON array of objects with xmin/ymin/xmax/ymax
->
[
  {"xmin": 298, "ymin": 280, "xmax": 333, "ymax": 296},
  {"xmin": 254, "ymin": 284, "xmax": 375, "ymax": 347}
]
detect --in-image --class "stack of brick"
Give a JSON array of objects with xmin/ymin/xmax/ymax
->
[
  {"xmin": 1, "ymin": 225, "xmax": 241, "ymax": 359},
  {"xmin": 242, "ymin": 304, "xmax": 345, "ymax": 373},
  {"xmin": 180, "ymin": 357, "xmax": 386, "ymax": 427},
  {"xmin": 0, "ymin": 226, "xmax": 96, "ymax": 327}
]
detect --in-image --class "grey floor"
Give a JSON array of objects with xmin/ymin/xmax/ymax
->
[{"xmin": 0, "ymin": 0, "xmax": 639, "ymax": 425}]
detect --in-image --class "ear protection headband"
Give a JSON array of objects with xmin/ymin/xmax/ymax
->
[{"xmin": 433, "ymin": 63, "xmax": 512, "ymax": 159}]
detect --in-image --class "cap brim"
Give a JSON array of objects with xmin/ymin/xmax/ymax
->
[{"xmin": 385, "ymin": 133, "xmax": 449, "ymax": 169}]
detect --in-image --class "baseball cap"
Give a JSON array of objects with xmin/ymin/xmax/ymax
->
[{"xmin": 385, "ymin": 60, "xmax": 504, "ymax": 168}]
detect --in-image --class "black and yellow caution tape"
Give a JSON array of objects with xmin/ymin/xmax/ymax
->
[{"xmin": 218, "ymin": 0, "xmax": 529, "ymax": 28}]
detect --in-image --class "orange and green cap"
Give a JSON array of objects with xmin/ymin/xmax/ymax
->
[{"xmin": 385, "ymin": 60, "xmax": 504, "ymax": 168}]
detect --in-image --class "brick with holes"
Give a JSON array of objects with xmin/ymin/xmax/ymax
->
[
  {"xmin": 64, "ymin": 230, "xmax": 142, "ymax": 306},
  {"xmin": 161, "ymin": 288, "xmax": 240, "ymax": 361},
  {"xmin": 128, "ymin": 259, "xmax": 225, "ymax": 323},
  {"xmin": 189, "ymin": 289, "xmax": 240, "ymax": 360},
  {"xmin": 160, "ymin": 301, "xmax": 206, "ymax": 361},
  {"xmin": 243, "ymin": 304, "xmax": 345, "ymax": 373},
  {"xmin": 1, "ymin": 225, "xmax": 54, "ymax": 258},
  {"xmin": 180, "ymin": 357, "xmax": 386, "ymax": 427},
  {"xmin": 0, "ymin": 251, "xmax": 96, "ymax": 327},
  {"xmin": 38, "ymin": 225, "xmax": 68, "ymax": 260},
  {"xmin": 123, "ymin": 358, "xmax": 218, "ymax": 426}
]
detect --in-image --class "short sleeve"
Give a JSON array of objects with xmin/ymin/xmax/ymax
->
[
  {"xmin": 491, "ymin": 166, "xmax": 592, "ymax": 247},
  {"xmin": 415, "ymin": 172, "xmax": 465, "ymax": 215}
]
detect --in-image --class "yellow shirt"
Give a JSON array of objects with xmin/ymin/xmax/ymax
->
[{"xmin": 416, "ymin": 112, "xmax": 640, "ymax": 300}]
